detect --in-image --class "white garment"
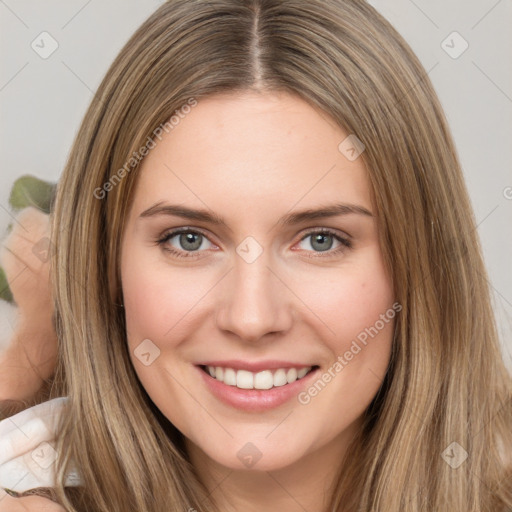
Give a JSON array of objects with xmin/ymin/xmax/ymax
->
[{"xmin": 0, "ymin": 397, "xmax": 83, "ymax": 492}]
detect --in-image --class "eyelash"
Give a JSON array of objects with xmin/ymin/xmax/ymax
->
[{"xmin": 156, "ymin": 227, "xmax": 352, "ymax": 260}]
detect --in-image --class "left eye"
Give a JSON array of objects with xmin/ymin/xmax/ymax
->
[{"xmin": 297, "ymin": 231, "xmax": 349, "ymax": 253}]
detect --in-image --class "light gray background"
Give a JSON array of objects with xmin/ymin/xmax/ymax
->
[{"xmin": 0, "ymin": 0, "xmax": 511, "ymax": 365}]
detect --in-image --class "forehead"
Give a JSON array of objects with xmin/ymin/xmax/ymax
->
[{"xmin": 131, "ymin": 91, "xmax": 372, "ymax": 223}]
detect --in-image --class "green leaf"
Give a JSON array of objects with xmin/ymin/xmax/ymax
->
[
  {"xmin": 0, "ymin": 266, "xmax": 14, "ymax": 303},
  {"xmin": 9, "ymin": 175, "xmax": 57, "ymax": 214}
]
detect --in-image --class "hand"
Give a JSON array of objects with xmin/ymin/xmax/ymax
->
[
  {"xmin": 0, "ymin": 207, "xmax": 58, "ymax": 402},
  {"xmin": 0, "ymin": 489, "xmax": 66, "ymax": 511},
  {"xmin": 1, "ymin": 207, "xmax": 53, "ymax": 319}
]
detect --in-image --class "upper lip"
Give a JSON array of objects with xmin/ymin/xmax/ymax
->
[{"xmin": 196, "ymin": 360, "xmax": 317, "ymax": 372}]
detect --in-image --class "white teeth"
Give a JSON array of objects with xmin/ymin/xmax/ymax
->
[
  {"xmin": 236, "ymin": 370, "xmax": 254, "ymax": 389},
  {"xmin": 286, "ymin": 368, "xmax": 298, "ymax": 383},
  {"xmin": 273, "ymin": 369, "xmax": 287, "ymax": 387},
  {"xmin": 205, "ymin": 365, "xmax": 313, "ymax": 389},
  {"xmin": 254, "ymin": 370, "xmax": 273, "ymax": 390},
  {"xmin": 297, "ymin": 367, "xmax": 309, "ymax": 379},
  {"xmin": 223, "ymin": 368, "xmax": 237, "ymax": 386}
]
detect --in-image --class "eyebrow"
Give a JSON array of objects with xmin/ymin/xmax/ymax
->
[{"xmin": 139, "ymin": 202, "xmax": 373, "ymax": 227}]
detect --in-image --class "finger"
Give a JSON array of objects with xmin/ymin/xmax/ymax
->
[
  {"xmin": 0, "ymin": 208, "xmax": 51, "ymax": 271},
  {"xmin": 1, "ymin": 235, "xmax": 51, "ymax": 275},
  {"xmin": 9, "ymin": 208, "xmax": 51, "ymax": 237}
]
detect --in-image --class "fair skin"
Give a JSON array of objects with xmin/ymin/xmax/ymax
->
[
  {"xmin": 0, "ymin": 207, "xmax": 57, "ymax": 402},
  {"xmin": 0, "ymin": 490, "xmax": 64, "ymax": 511},
  {"xmin": 121, "ymin": 91, "xmax": 396, "ymax": 512},
  {"xmin": 0, "ymin": 93, "xmax": 395, "ymax": 511},
  {"xmin": 0, "ymin": 208, "xmax": 61, "ymax": 509}
]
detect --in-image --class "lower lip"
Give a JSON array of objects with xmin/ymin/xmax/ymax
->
[{"xmin": 196, "ymin": 365, "xmax": 319, "ymax": 412}]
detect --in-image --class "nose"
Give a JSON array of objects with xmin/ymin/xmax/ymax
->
[{"xmin": 215, "ymin": 250, "xmax": 294, "ymax": 343}]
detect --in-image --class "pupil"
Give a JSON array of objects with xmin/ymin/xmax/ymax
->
[
  {"xmin": 312, "ymin": 234, "xmax": 332, "ymax": 252},
  {"xmin": 180, "ymin": 233, "xmax": 202, "ymax": 251}
]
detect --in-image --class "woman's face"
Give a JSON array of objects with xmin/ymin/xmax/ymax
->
[{"xmin": 120, "ymin": 91, "xmax": 395, "ymax": 472}]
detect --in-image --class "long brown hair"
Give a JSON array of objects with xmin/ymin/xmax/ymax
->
[{"xmin": 43, "ymin": 0, "xmax": 512, "ymax": 510}]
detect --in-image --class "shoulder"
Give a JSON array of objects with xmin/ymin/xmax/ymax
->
[
  {"xmin": 0, "ymin": 397, "xmax": 82, "ymax": 493},
  {"xmin": 0, "ymin": 489, "xmax": 67, "ymax": 511}
]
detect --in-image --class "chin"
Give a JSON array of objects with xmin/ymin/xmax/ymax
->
[{"xmin": 193, "ymin": 434, "xmax": 311, "ymax": 472}]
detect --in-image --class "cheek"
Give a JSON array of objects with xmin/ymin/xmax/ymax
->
[
  {"xmin": 295, "ymin": 249, "xmax": 395, "ymax": 419},
  {"xmin": 298, "ymin": 249, "xmax": 394, "ymax": 351},
  {"xmin": 121, "ymin": 247, "xmax": 209, "ymax": 342},
  {"xmin": 122, "ymin": 269, "xmax": 171, "ymax": 342}
]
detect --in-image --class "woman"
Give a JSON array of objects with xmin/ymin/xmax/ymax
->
[{"xmin": 1, "ymin": 0, "xmax": 511, "ymax": 510}]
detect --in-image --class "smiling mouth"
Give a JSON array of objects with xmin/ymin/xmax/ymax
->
[{"xmin": 199, "ymin": 364, "xmax": 319, "ymax": 390}]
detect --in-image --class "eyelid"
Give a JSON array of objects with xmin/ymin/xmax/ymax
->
[{"xmin": 296, "ymin": 225, "xmax": 352, "ymax": 241}]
